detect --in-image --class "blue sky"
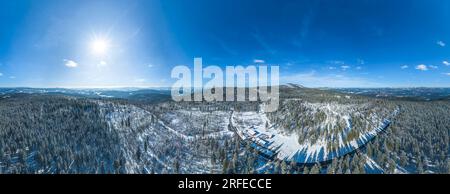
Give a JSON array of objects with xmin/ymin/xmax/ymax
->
[{"xmin": 0, "ymin": 0, "xmax": 450, "ymax": 87}]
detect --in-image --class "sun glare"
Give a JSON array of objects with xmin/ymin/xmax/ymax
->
[{"xmin": 90, "ymin": 38, "xmax": 110, "ymax": 55}]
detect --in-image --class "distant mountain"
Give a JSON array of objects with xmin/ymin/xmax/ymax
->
[
  {"xmin": 284, "ymin": 83, "xmax": 306, "ymax": 89},
  {"xmin": 332, "ymin": 87, "xmax": 450, "ymax": 101},
  {"xmin": 0, "ymin": 87, "xmax": 172, "ymax": 102},
  {"xmin": 0, "ymin": 86, "xmax": 448, "ymax": 174}
]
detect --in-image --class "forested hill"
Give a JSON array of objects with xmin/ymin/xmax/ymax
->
[{"xmin": 0, "ymin": 86, "xmax": 448, "ymax": 174}]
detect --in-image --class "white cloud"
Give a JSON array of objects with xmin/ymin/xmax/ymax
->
[
  {"xmin": 429, "ymin": 65, "xmax": 438, "ymax": 69},
  {"xmin": 328, "ymin": 60, "xmax": 345, "ymax": 65},
  {"xmin": 356, "ymin": 66, "xmax": 362, "ymax": 70},
  {"xmin": 415, "ymin": 64, "xmax": 428, "ymax": 71},
  {"xmin": 437, "ymin": 41, "xmax": 446, "ymax": 47},
  {"xmin": 9, "ymin": 76, "xmax": 15, "ymax": 79},
  {"xmin": 443, "ymin": 73, "xmax": 450, "ymax": 76},
  {"xmin": 443, "ymin": 61, "xmax": 450, "ymax": 66},
  {"xmin": 98, "ymin": 61, "xmax": 107, "ymax": 67},
  {"xmin": 64, "ymin": 59, "xmax": 78, "ymax": 68},
  {"xmin": 281, "ymin": 71, "xmax": 381, "ymax": 88},
  {"xmin": 400, "ymin": 65, "xmax": 409, "ymax": 69},
  {"xmin": 148, "ymin": 64, "xmax": 154, "ymax": 68},
  {"xmin": 253, "ymin": 59, "xmax": 265, "ymax": 63},
  {"xmin": 0, "ymin": 72, "xmax": 3, "ymax": 76},
  {"xmin": 340, "ymin": 65, "xmax": 350, "ymax": 70},
  {"xmin": 328, "ymin": 66, "xmax": 336, "ymax": 70}
]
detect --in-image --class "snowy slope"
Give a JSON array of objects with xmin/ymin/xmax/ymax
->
[
  {"xmin": 98, "ymin": 101, "xmax": 232, "ymax": 173},
  {"xmin": 231, "ymin": 101, "xmax": 399, "ymax": 164}
]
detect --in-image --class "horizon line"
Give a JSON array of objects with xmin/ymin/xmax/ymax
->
[{"xmin": 1, "ymin": 84, "xmax": 450, "ymax": 90}]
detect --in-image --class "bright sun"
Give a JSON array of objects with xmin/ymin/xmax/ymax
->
[{"xmin": 90, "ymin": 38, "xmax": 109, "ymax": 55}]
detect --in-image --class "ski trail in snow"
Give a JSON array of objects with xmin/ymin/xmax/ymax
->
[
  {"xmin": 363, "ymin": 154, "xmax": 384, "ymax": 173},
  {"xmin": 232, "ymin": 103, "xmax": 399, "ymax": 164},
  {"xmin": 158, "ymin": 120, "xmax": 193, "ymax": 140}
]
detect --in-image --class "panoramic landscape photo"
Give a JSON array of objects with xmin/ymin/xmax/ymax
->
[{"xmin": 0, "ymin": 0, "xmax": 449, "ymax": 174}]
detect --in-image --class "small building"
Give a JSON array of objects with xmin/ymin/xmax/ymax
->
[{"xmin": 247, "ymin": 129, "xmax": 258, "ymax": 136}]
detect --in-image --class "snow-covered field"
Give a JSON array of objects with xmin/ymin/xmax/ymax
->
[{"xmin": 231, "ymin": 101, "xmax": 398, "ymax": 164}]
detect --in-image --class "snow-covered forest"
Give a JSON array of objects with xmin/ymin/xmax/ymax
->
[{"xmin": 0, "ymin": 86, "xmax": 448, "ymax": 174}]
